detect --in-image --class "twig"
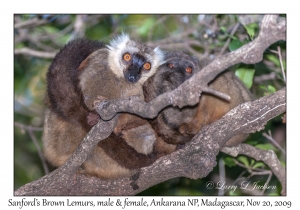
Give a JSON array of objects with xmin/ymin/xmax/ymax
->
[
  {"xmin": 14, "ymin": 47, "xmax": 57, "ymax": 58},
  {"xmin": 14, "ymin": 122, "xmax": 44, "ymax": 131},
  {"xmin": 29, "ymin": 37, "xmax": 57, "ymax": 51},
  {"xmin": 218, "ymin": 23, "xmax": 240, "ymax": 56},
  {"xmin": 249, "ymin": 171, "xmax": 273, "ymax": 195},
  {"xmin": 277, "ymin": 46, "xmax": 286, "ymax": 82},
  {"xmin": 14, "ymin": 122, "xmax": 49, "ymax": 174},
  {"xmin": 269, "ymin": 47, "xmax": 286, "ymax": 83},
  {"xmin": 70, "ymin": 14, "xmax": 87, "ymax": 39},
  {"xmin": 27, "ymin": 130, "xmax": 49, "ymax": 174},
  {"xmin": 262, "ymin": 131, "xmax": 286, "ymax": 155},
  {"xmin": 14, "ymin": 17, "xmax": 48, "ymax": 29},
  {"xmin": 254, "ymin": 72, "xmax": 277, "ymax": 83}
]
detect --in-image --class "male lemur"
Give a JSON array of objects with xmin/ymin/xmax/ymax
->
[{"xmin": 43, "ymin": 34, "xmax": 164, "ymax": 179}]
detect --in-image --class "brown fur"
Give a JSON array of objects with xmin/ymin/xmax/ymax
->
[
  {"xmin": 43, "ymin": 109, "xmax": 87, "ymax": 166},
  {"xmin": 43, "ymin": 37, "xmax": 164, "ymax": 179},
  {"xmin": 43, "ymin": 39, "xmax": 105, "ymax": 168},
  {"xmin": 45, "ymin": 39, "xmax": 105, "ymax": 132},
  {"xmin": 179, "ymin": 71, "xmax": 252, "ymax": 146}
]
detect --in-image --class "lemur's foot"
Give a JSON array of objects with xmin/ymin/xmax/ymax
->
[{"xmin": 87, "ymin": 112, "xmax": 100, "ymax": 126}]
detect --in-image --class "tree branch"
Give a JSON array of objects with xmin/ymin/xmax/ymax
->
[
  {"xmin": 14, "ymin": 47, "xmax": 57, "ymax": 58},
  {"xmin": 14, "ymin": 17, "xmax": 48, "ymax": 29}
]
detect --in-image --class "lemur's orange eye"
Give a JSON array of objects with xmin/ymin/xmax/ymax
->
[
  {"xmin": 143, "ymin": 62, "xmax": 151, "ymax": 70},
  {"xmin": 186, "ymin": 67, "xmax": 192, "ymax": 74},
  {"xmin": 123, "ymin": 53, "xmax": 131, "ymax": 61},
  {"xmin": 168, "ymin": 63, "xmax": 175, "ymax": 69}
]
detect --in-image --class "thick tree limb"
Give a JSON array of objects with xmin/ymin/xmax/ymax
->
[{"xmin": 14, "ymin": 87, "xmax": 286, "ymax": 195}]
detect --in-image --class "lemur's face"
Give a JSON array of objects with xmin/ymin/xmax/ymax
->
[
  {"xmin": 107, "ymin": 34, "xmax": 165, "ymax": 85},
  {"xmin": 149, "ymin": 51, "xmax": 200, "ymax": 95}
]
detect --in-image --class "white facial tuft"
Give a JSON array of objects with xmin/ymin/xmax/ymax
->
[
  {"xmin": 108, "ymin": 34, "xmax": 131, "ymax": 78},
  {"xmin": 108, "ymin": 33, "xmax": 130, "ymax": 51}
]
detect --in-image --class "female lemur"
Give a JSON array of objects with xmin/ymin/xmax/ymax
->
[
  {"xmin": 143, "ymin": 51, "xmax": 253, "ymax": 147},
  {"xmin": 43, "ymin": 34, "xmax": 164, "ymax": 179}
]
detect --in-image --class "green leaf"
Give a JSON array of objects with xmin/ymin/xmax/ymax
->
[
  {"xmin": 267, "ymin": 192, "xmax": 280, "ymax": 196},
  {"xmin": 229, "ymin": 40, "xmax": 246, "ymax": 51},
  {"xmin": 255, "ymin": 143, "xmax": 277, "ymax": 151},
  {"xmin": 259, "ymin": 85, "xmax": 277, "ymax": 95},
  {"xmin": 229, "ymin": 190, "xmax": 240, "ymax": 196},
  {"xmin": 267, "ymin": 85, "xmax": 276, "ymax": 93},
  {"xmin": 244, "ymin": 23, "xmax": 259, "ymax": 39},
  {"xmin": 235, "ymin": 68, "xmax": 255, "ymax": 89},
  {"xmin": 237, "ymin": 156, "xmax": 249, "ymax": 167},
  {"xmin": 223, "ymin": 157, "xmax": 236, "ymax": 167},
  {"xmin": 220, "ymin": 26, "xmax": 226, "ymax": 32},
  {"xmin": 43, "ymin": 25, "xmax": 60, "ymax": 34},
  {"xmin": 252, "ymin": 162, "xmax": 266, "ymax": 169},
  {"xmin": 15, "ymin": 42, "xmax": 25, "ymax": 49}
]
